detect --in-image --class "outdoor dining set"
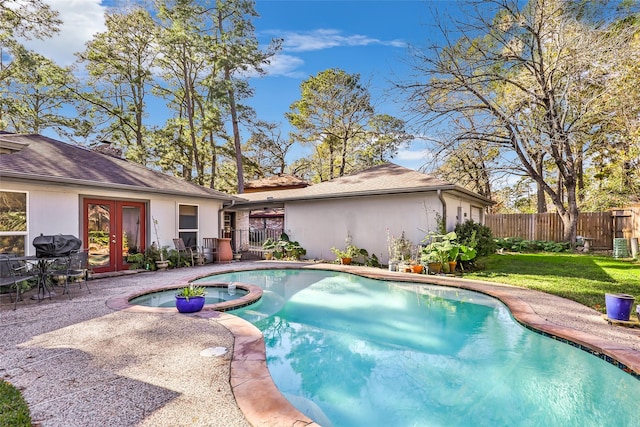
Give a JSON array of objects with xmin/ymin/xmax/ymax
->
[{"xmin": 0, "ymin": 234, "xmax": 90, "ymax": 310}]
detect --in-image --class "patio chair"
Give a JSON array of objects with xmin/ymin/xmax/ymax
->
[
  {"xmin": 45, "ymin": 250, "xmax": 90, "ymax": 299},
  {"xmin": 173, "ymin": 238, "xmax": 204, "ymax": 267},
  {"xmin": 0, "ymin": 255, "xmax": 37, "ymax": 309}
]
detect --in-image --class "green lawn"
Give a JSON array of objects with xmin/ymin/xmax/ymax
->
[
  {"xmin": 466, "ymin": 252, "xmax": 640, "ymax": 312},
  {"xmin": 0, "ymin": 379, "xmax": 30, "ymax": 426}
]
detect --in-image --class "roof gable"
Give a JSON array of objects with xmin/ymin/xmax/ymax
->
[
  {"xmin": 237, "ymin": 163, "xmax": 493, "ymax": 205},
  {"xmin": 0, "ymin": 133, "xmax": 236, "ymax": 200}
]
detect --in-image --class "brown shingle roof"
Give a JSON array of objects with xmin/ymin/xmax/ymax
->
[
  {"xmin": 0, "ymin": 133, "xmax": 236, "ymax": 200},
  {"xmin": 236, "ymin": 163, "xmax": 493, "ymax": 205},
  {"xmin": 245, "ymin": 174, "xmax": 308, "ymax": 191}
]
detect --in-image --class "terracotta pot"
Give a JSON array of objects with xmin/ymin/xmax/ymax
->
[
  {"xmin": 341, "ymin": 257, "xmax": 352, "ymax": 265},
  {"xmin": 448, "ymin": 261, "xmax": 457, "ymax": 273},
  {"xmin": 411, "ymin": 265, "xmax": 424, "ymax": 274},
  {"xmin": 427, "ymin": 262, "xmax": 442, "ymax": 274}
]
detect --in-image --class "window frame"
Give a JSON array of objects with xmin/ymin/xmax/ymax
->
[
  {"xmin": 177, "ymin": 204, "xmax": 199, "ymax": 249},
  {"xmin": 0, "ymin": 189, "xmax": 29, "ymax": 255}
]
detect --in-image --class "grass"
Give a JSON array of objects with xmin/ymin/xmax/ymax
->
[
  {"xmin": 465, "ymin": 252, "xmax": 640, "ymax": 312},
  {"xmin": 0, "ymin": 379, "xmax": 31, "ymax": 426}
]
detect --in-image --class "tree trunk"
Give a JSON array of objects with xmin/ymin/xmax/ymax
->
[{"xmin": 225, "ymin": 69, "xmax": 244, "ymax": 193}]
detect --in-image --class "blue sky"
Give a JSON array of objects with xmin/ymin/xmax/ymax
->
[{"xmin": 23, "ymin": 0, "xmax": 464, "ymax": 171}]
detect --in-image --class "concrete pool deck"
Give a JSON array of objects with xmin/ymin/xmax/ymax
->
[{"xmin": 1, "ymin": 261, "xmax": 639, "ymax": 426}]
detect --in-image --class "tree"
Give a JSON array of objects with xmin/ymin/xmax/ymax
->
[
  {"xmin": 287, "ymin": 68, "xmax": 374, "ymax": 181},
  {"xmin": 76, "ymin": 8, "xmax": 159, "ymax": 165},
  {"xmin": 211, "ymin": 0, "xmax": 281, "ymax": 193},
  {"xmin": 0, "ymin": 47, "xmax": 80, "ymax": 137},
  {"xmin": 245, "ymin": 120, "xmax": 295, "ymax": 176},
  {"xmin": 401, "ymin": 0, "xmax": 639, "ymax": 245},
  {"xmin": 357, "ymin": 114, "xmax": 412, "ymax": 168},
  {"xmin": 0, "ymin": 0, "xmax": 61, "ymax": 82}
]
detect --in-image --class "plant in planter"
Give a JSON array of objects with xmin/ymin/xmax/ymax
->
[
  {"xmin": 262, "ymin": 238, "xmax": 277, "ymax": 259},
  {"xmin": 264, "ymin": 233, "xmax": 307, "ymax": 260},
  {"xmin": 421, "ymin": 232, "xmax": 456, "ymax": 274},
  {"xmin": 175, "ymin": 284, "xmax": 207, "ymax": 313},
  {"xmin": 332, "ymin": 233, "xmax": 366, "ymax": 265},
  {"xmin": 422, "ymin": 231, "xmax": 478, "ymax": 274},
  {"xmin": 387, "ymin": 230, "xmax": 413, "ymax": 270},
  {"xmin": 151, "ymin": 217, "xmax": 170, "ymax": 270}
]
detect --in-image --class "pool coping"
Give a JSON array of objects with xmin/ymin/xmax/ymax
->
[{"xmin": 108, "ymin": 263, "xmax": 640, "ymax": 427}]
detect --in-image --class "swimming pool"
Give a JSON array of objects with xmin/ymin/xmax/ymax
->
[{"xmin": 194, "ymin": 269, "xmax": 640, "ymax": 426}]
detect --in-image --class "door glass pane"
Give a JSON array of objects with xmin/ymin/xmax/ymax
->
[
  {"xmin": 88, "ymin": 203, "xmax": 110, "ymax": 268},
  {"xmin": 122, "ymin": 206, "xmax": 141, "ymax": 261}
]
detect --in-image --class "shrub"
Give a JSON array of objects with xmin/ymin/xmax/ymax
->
[
  {"xmin": 454, "ymin": 220, "xmax": 496, "ymax": 257},
  {"xmin": 494, "ymin": 237, "xmax": 570, "ymax": 253}
]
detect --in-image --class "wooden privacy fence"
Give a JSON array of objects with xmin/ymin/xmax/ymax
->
[{"xmin": 485, "ymin": 212, "xmax": 614, "ymax": 250}]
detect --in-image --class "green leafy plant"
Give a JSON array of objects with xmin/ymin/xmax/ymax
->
[
  {"xmin": 454, "ymin": 220, "xmax": 496, "ymax": 257},
  {"xmin": 176, "ymin": 284, "xmax": 207, "ymax": 301},
  {"xmin": 495, "ymin": 237, "xmax": 570, "ymax": 253},
  {"xmin": 387, "ymin": 230, "xmax": 413, "ymax": 263},
  {"xmin": 265, "ymin": 233, "xmax": 307, "ymax": 260},
  {"xmin": 262, "ymin": 237, "xmax": 277, "ymax": 252},
  {"xmin": 421, "ymin": 231, "xmax": 477, "ymax": 271},
  {"xmin": 332, "ymin": 232, "xmax": 367, "ymax": 262}
]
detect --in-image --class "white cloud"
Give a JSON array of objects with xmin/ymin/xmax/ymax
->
[
  {"xmin": 271, "ymin": 29, "xmax": 406, "ymax": 52},
  {"xmin": 396, "ymin": 148, "xmax": 433, "ymax": 162},
  {"xmin": 244, "ymin": 53, "xmax": 306, "ymax": 79},
  {"xmin": 20, "ymin": 0, "xmax": 107, "ymax": 66}
]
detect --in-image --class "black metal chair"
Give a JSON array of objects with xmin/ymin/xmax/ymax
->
[
  {"xmin": 45, "ymin": 250, "xmax": 90, "ymax": 299},
  {"xmin": 0, "ymin": 255, "xmax": 37, "ymax": 309}
]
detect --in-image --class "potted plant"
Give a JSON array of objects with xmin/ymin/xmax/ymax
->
[
  {"xmin": 262, "ymin": 238, "xmax": 277, "ymax": 260},
  {"xmin": 175, "ymin": 284, "xmax": 207, "ymax": 313},
  {"xmin": 387, "ymin": 230, "xmax": 413, "ymax": 271},
  {"xmin": 331, "ymin": 232, "xmax": 364, "ymax": 265},
  {"xmin": 152, "ymin": 217, "xmax": 169, "ymax": 270},
  {"xmin": 605, "ymin": 293, "xmax": 635, "ymax": 321},
  {"xmin": 421, "ymin": 232, "xmax": 457, "ymax": 274}
]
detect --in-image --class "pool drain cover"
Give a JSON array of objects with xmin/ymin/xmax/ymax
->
[{"xmin": 200, "ymin": 347, "xmax": 228, "ymax": 357}]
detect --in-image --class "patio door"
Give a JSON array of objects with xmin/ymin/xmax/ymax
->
[{"xmin": 84, "ymin": 199, "xmax": 146, "ymax": 273}]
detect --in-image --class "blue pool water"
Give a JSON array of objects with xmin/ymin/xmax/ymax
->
[{"xmin": 194, "ymin": 269, "xmax": 640, "ymax": 427}]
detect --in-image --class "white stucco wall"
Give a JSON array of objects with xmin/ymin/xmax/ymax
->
[
  {"xmin": 283, "ymin": 192, "xmax": 484, "ymax": 264},
  {"xmin": 1, "ymin": 180, "xmax": 223, "ymax": 256}
]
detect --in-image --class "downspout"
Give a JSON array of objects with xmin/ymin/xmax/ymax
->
[
  {"xmin": 437, "ymin": 189, "xmax": 447, "ymax": 232},
  {"xmin": 219, "ymin": 200, "xmax": 235, "ymax": 238}
]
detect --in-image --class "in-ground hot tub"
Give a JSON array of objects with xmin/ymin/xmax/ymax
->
[{"xmin": 107, "ymin": 282, "xmax": 263, "ymax": 313}]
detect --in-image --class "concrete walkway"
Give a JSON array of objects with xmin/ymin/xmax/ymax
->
[{"xmin": 1, "ymin": 261, "xmax": 639, "ymax": 426}]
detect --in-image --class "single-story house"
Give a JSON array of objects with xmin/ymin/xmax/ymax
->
[
  {"xmin": 0, "ymin": 132, "xmax": 238, "ymax": 273},
  {"xmin": 225, "ymin": 163, "xmax": 495, "ymax": 264}
]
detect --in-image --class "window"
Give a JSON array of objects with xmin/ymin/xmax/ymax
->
[
  {"xmin": 471, "ymin": 206, "xmax": 483, "ymax": 223},
  {"xmin": 178, "ymin": 204, "xmax": 198, "ymax": 248},
  {"xmin": 0, "ymin": 191, "xmax": 27, "ymax": 255}
]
